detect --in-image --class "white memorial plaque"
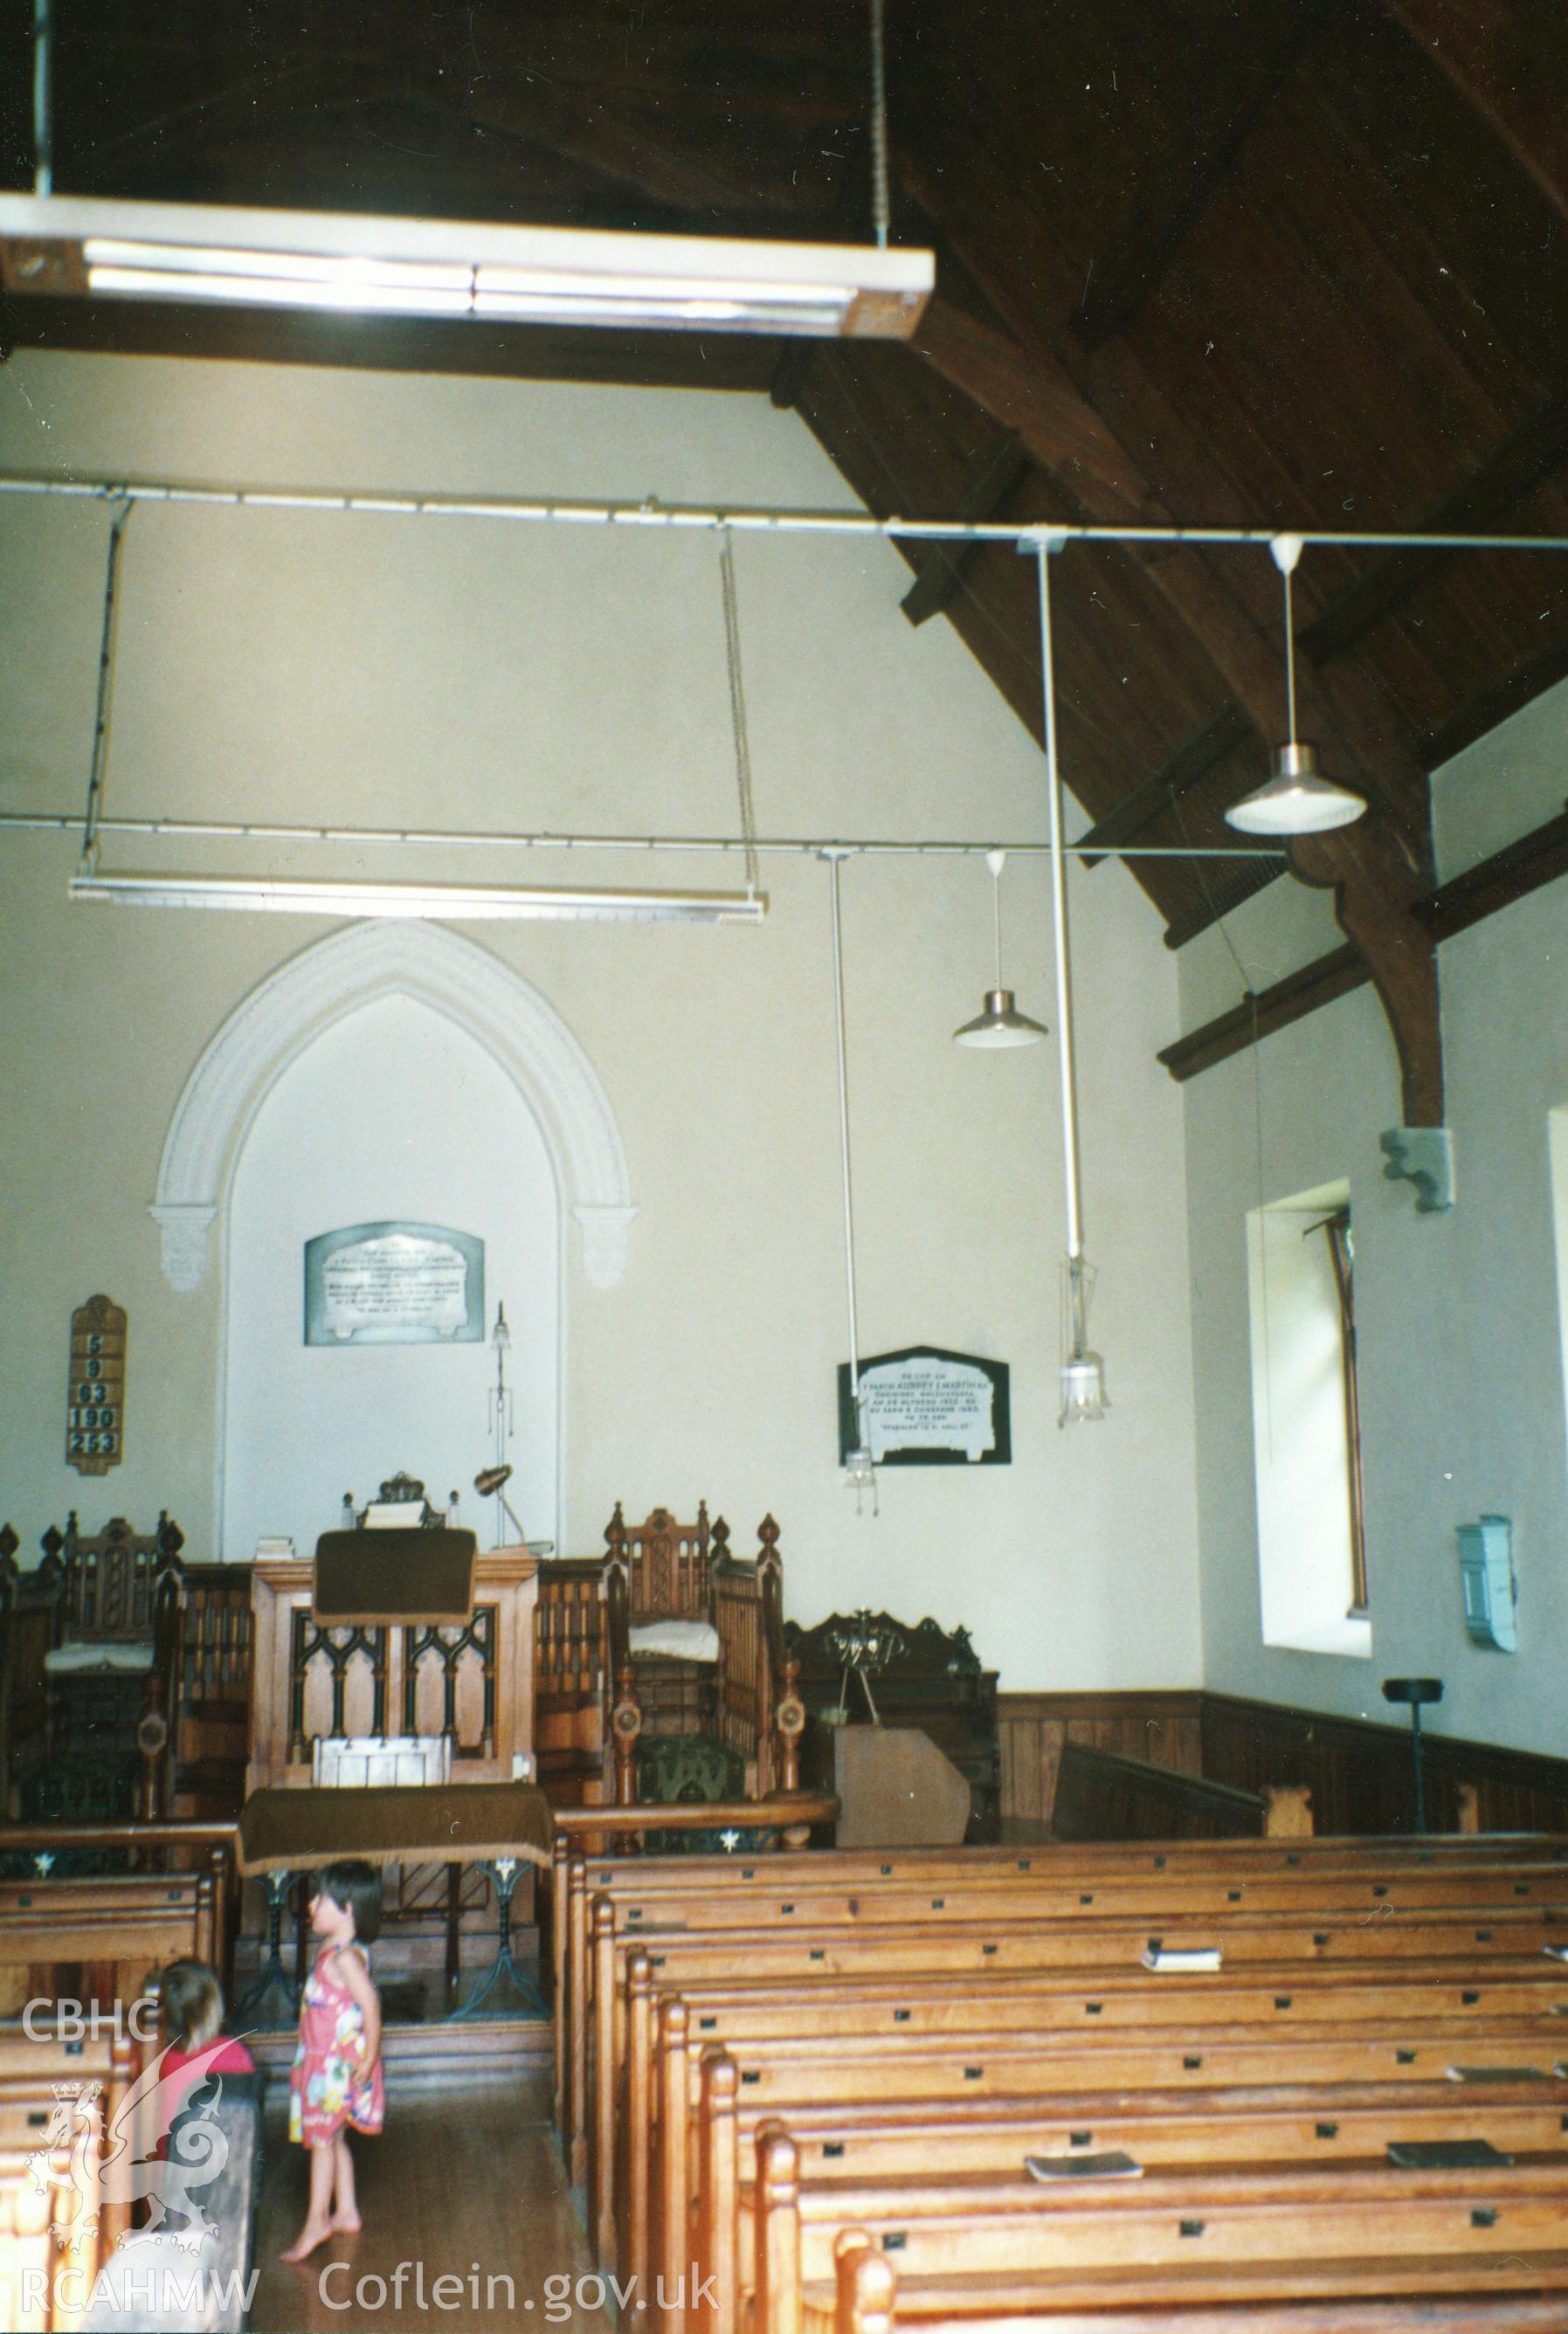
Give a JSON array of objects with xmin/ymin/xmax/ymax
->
[{"xmin": 304, "ymin": 1221, "xmax": 485, "ymax": 1345}]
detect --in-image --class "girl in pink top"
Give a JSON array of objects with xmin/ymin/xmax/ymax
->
[
  {"xmin": 281, "ymin": 1861, "xmax": 383, "ymax": 2263},
  {"xmin": 155, "ymin": 1959, "xmax": 256, "ymax": 2146}
]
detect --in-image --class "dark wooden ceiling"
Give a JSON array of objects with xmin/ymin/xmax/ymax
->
[{"xmin": 4, "ymin": 1, "xmax": 1568, "ymax": 1099}]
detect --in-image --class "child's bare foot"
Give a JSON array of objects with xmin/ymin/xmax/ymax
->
[
  {"xmin": 280, "ymin": 2220, "xmax": 333, "ymax": 2263},
  {"xmin": 329, "ymin": 2213, "xmax": 362, "ymax": 2234}
]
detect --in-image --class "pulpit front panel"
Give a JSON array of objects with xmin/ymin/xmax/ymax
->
[{"xmin": 247, "ymin": 1553, "xmax": 535, "ymax": 1792}]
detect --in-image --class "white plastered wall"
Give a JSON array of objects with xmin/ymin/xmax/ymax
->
[
  {"xmin": 0, "ymin": 350, "xmax": 1200, "ymax": 1691},
  {"xmin": 1180, "ymin": 679, "xmax": 1568, "ymax": 1757}
]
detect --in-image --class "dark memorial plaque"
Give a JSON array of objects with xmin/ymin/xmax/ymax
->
[
  {"xmin": 837, "ymin": 1344, "xmax": 1010, "ymax": 1467},
  {"xmin": 313, "ymin": 1528, "xmax": 476, "ymax": 1623}
]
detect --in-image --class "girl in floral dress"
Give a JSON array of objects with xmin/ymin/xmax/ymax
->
[{"xmin": 281, "ymin": 1860, "xmax": 384, "ymax": 2262}]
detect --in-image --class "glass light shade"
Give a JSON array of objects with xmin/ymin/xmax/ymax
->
[
  {"xmin": 844, "ymin": 1446, "xmax": 875, "ymax": 1489},
  {"xmin": 1225, "ymin": 742, "xmax": 1366, "ymax": 836},
  {"xmin": 952, "ymin": 987, "xmax": 1047, "ymax": 1048},
  {"xmin": 1060, "ymin": 1350, "xmax": 1109, "ymax": 1426}
]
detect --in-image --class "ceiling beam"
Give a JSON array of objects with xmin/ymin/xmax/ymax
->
[
  {"xmin": 1077, "ymin": 702, "xmax": 1254, "ymax": 866},
  {"xmin": 900, "ymin": 434, "xmax": 1032, "ymax": 626},
  {"xmin": 1071, "ymin": 0, "xmax": 1330, "ymax": 348},
  {"xmin": 769, "ymin": 342, "xmax": 817, "ymax": 412},
  {"xmin": 1158, "ymin": 944, "xmax": 1366, "ymax": 1082},
  {"xmin": 902, "ymin": 181, "xmax": 1424, "ymax": 830},
  {"xmin": 1160, "ymin": 859, "xmax": 1283, "ymax": 954},
  {"xmin": 898, "ymin": 164, "xmax": 1444, "ymax": 1121},
  {"xmin": 1419, "ymin": 630, "xmax": 1568, "ymax": 770},
  {"xmin": 1299, "ymin": 390, "xmax": 1568, "ymax": 666},
  {"xmin": 1381, "ymin": 0, "xmax": 1568, "ymax": 227},
  {"xmin": 911, "ymin": 291, "xmax": 1151, "ymax": 509},
  {"xmin": 1417, "ymin": 800, "xmax": 1568, "ymax": 938},
  {"xmin": 1290, "ymin": 820, "xmax": 1444, "ymax": 1124},
  {"xmin": 1162, "ymin": 796, "xmax": 1568, "ymax": 1082}
]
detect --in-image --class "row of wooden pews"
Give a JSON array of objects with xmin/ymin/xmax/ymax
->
[
  {"xmin": 0, "ymin": 1832, "xmax": 246, "ymax": 2328},
  {"xmin": 0, "ymin": 2027, "xmax": 137, "ymax": 2328},
  {"xmin": 551, "ymin": 1829, "xmax": 1568, "ymax": 2331},
  {"xmin": 0, "ymin": 1851, "xmax": 230, "ymax": 2025}
]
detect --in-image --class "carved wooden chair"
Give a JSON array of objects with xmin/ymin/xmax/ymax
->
[
  {"xmin": 599, "ymin": 1503, "xmax": 802, "ymax": 1809},
  {"xmin": 38, "ymin": 1512, "xmax": 183, "ymax": 1786},
  {"xmin": 607, "ymin": 1501, "xmax": 725, "ymax": 1738}
]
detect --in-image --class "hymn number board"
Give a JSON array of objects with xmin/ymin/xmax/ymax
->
[{"xmin": 66, "ymin": 1295, "xmax": 126, "ymax": 1475}]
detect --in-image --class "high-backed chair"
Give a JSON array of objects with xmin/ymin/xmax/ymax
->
[
  {"xmin": 603, "ymin": 1502, "xmax": 803, "ymax": 1806},
  {"xmin": 606, "ymin": 1501, "xmax": 726, "ymax": 1737},
  {"xmin": 38, "ymin": 1513, "xmax": 183, "ymax": 1792}
]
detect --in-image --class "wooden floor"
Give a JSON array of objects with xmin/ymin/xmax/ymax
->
[{"xmin": 251, "ymin": 2075, "xmax": 613, "ymax": 2333}]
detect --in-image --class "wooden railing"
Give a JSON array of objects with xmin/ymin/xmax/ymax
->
[
  {"xmin": 535, "ymin": 1558, "xmax": 611, "ymax": 1803},
  {"xmin": 0, "ymin": 1534, "xmax": 55, "ymax": 1814},
  {"xmin": 171, "ymin": 1563, "xmax": 253, "ymax": 1819}
]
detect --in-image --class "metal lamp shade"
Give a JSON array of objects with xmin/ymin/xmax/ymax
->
[
  {"xmin": 953, "ymin": 986, "xmax": 1047, "ymax": 1048},
  {"xmin": 1225, "ymin": 742, "xmax": 1366, "ymax": 836}
]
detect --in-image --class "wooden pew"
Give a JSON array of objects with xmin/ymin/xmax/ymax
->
[
  {"xmin": 816, "ymin": 2198, "xmax": 1568, "ymax": 2333},
  {"xmin": 564, "ymin": 1831, "xmax": 1568, "ymax": 2331},
  {"xmin": 623, "ymin": 1943, "xmax": 1568, "ymax": 2274},
  {"xmin": 0, "ymin": 1868, "xmax": 218, "ymax": 2027},
  {"xmin": 570, "ymin": 1853, "xmax": 1568, "ymax": 2192},
  {"xmin": 832, "ymin": 2266, "xmax": 1568, "ymax": 2334},
  {"xmin": 1049, "ymin": 1740, "xmax": 1274, "ymax": 1840},
  {"xmin": 560, "ymin": 1834, "xmax": 1568, "ymax": 2161},
  {"xmin": 622, "ymin": 1945, "xmax": 1568, "ymax": 2234},
  {"xmin": 750, "ymin": 2138, "xmax": 1568, "ymax": 2328},
  {"xmin": 0, "ymin": 2027, "xmax": 139, "ymax": 2324},
  {"xmin": 694, "ymin": 2068, "xmax": 1568, "ymax": 2318},
  {"xmin": 663, "ymin": 2015, "xmax": 1568, "ymax": 2328}
]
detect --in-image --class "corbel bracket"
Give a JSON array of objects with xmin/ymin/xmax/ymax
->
[
  {"xmin": 1289, "ymin": 821, "xmax": 1445, "ymax": 1129},
  {"xmin": 1379, "ymin": 1124, "xmax": 1454, "ymax": 1213}
]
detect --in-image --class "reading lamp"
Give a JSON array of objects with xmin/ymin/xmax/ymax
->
[{"xmin": 473, "ymin": 1464, "xmax": 535, "ymax": 1551}]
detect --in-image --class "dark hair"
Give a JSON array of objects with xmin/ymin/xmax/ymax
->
[
  {"xmin": 161, "ymin": 1958, "xmax": 224, "ymax": 2051},
  {"xmin": 312, "ymin": 1860, "xmax": 383, "ymax": 1944}
]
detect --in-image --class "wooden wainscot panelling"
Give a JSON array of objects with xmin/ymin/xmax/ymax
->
[
  {"xmin": 1199, "ymin": 1691, "xmax": 1568, "ymax": 1839},
  {"xmin": 997, "ymin": 1690, "xmax": 1202, "ymax": 1829},
  {"xmin": 999, "ymin": 1688, "xmax": 1568, "ymax": 1839}
]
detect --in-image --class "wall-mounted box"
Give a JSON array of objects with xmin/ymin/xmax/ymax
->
[{"xmin": 1458, "ymin": 1515, "xmax": 1516, "ymax": 1653}]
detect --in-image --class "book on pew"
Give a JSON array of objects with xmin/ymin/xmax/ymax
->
[
  {"xmin": 1026, "ymin": 2151, "xmax": 1144, "ymax": 2181},
  {"xmin": 1386, "ymin": 2138, "xmax": 1514, "ymax": 2169},
  {"xmin": 1445, "ymin": 2065, "xmax": 1550, "ymax": 2083},
  {"xmin": 1140, "ymin": 1946, "xmax": 1221, "ymax": 1972},
  {"xmin": 1544, "ymin": 1943, "xmax": 1568, "ymax": 1961}
]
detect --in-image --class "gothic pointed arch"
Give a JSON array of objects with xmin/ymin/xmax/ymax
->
[{"xmin": 149, "ymin": 922, "xmax": 635, "ymax": 1291}]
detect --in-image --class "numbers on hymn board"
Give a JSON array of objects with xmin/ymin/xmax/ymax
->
[{"xmin": 66, "ymin": 1296, "xmax": 127, "ymax": 1476}]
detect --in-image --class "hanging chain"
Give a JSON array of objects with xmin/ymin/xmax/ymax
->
[
  {"xmin": 868, "ymin": 0, "xmax": 891, "ymax": 251},
  {"xmin": 719, "ymin": 530, "xmax": 760, "ymax": 895},
  {"xmin": 81, "ymin": 501, "xmax": 134, "ymax": 868}
]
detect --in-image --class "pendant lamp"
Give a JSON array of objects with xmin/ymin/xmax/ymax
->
[
  {"xmin": 824, "ymin": 848, "xmax": 877, "ymax": 1513},
  {"xmin": 953, "ymin": 851, "xmax": 1046, "ymax": 1048},
  {"xmin": 1033, "ymin": 542, "xmax": 1109, "ymax": 1426},
  {"xmin": 1226, "ymin": 535, "xmax": 1367, "ymax": 836}
]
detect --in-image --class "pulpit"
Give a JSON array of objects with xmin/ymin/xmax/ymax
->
[{"xmin": 246, "ymin": 1543, "xmax": 537, "ymax": 1795}]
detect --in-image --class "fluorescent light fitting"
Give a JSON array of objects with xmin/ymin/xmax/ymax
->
[
  {"xmin": 67, "ymin": 871, "xmax": 767, "ymax": 923},
  {"xmin": 0, "ymin": 196, "xmax": 934, "ymax": 339}
]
